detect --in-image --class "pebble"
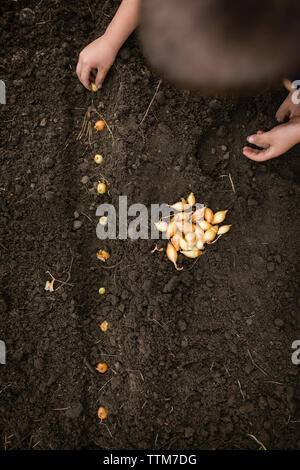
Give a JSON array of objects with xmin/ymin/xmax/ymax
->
[
  {"xmin": 274, "ymin": 318, "xmax": 284, "ymax": 328},
  {"xmin": 184, "ymin": 427, "xmax": 194, "ymax": 439},
  {"xmin": 223, "ymin": 152, "xmax": 230, "ymax": 160},
  {"xmin": 247, "ymin": 197, "xmax": 257, "ymax": 207},
  {"xmin": 81, "ymin": 175, "xmax": 89, "ymax": 184},
  {"xmin": 267, "ymin": 262, "xmax": 275, "ymax": 272},
  {"xmin": 221, "ymin": 145, "xmax": 227, "ymax": 151},
  {"xmin": 177, "ymin": 319, "xmax": 187, "ymax": 332},
  {"xmin": 73, "ymin": 211, "xmax": 80, "ymax": 219},
  {"xmin": 40, "ymin": 118, "xmax": 47, "ymax": 127},
  {"xmin": 45, "ymin": 191, "xmax": 55, "ymax": 202},
  {"xmin": 73, "ymin": 220, "xmax": 83, "ymax": 230},
  {"xmin": 45, "ymin": 157, "xmax": 54, "ymax": 169},
  {"xmin": 163, "ymin": 276, "xmax": 180, "ymax": 293},
  {"xmin": 19, "ymin": 8, "xmax": 35, "ymax": 26},
  {"xmin": 15, "ymin": 184, "xmax": 23, "ymax": 196},
  {"xmin": 65, "ymin": 403, "xmax": 83, "ymax": 419}
]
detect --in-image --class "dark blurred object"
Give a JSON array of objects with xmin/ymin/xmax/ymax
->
[
  {"xmin": 140, "ymin": 0, "xmax": 300, "ymax": 92},
  {"xmin": 19, "ymin": 8, "xmax": 35, "ymax": 26}
]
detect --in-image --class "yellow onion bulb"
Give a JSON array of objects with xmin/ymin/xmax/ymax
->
[
  {"xmin": 171, "ymin": 232, "xmax": 181, "ymax": 251},
  {"xmin": 155, "ymin": 221, "xmax": 168, "ymax": 232},
  {"xmin": 181, "ymin": 248, "xmax": 202, "ymax": 259},
  {"xmin": 199, "ymin": 220, "xmax": 212, "ymax": 231},
  {"xmin": 204, "ymin": 207, "xmax": 214, "ymax": 224},
  {"xmin": 187, "ymin": 192, "xmax": 196, "ymax": 206},
  {"xmin": 191, "ymin": 208, "xmax": 205, "ymax": 223},
  {"xmin": 185, "ymin": 231, "xmax": 197, "ymax": 247},
  {"xmin": 204, "ymin": 226, "xmax": 218, "ymax": 243},
  {"xmin": 212, "ymin": 210, "xmax": 228, "ymax": 225},
  {"xmin": 218, "ymin": 225, "xmax": 231, "ymax": 235},
  {"xmin": 166, "ymin": 243, "xmax": 182, "ymax": 270},
  {"xmin": 166, "ymin": 221, "xmax": 177, "ymax": 239}
]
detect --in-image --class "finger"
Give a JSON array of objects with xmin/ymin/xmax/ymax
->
[
  {"xmin": 276, "ymin": 103, "xmax": 290, "ymax": 123},
  {"xmin": 257, "ymin": 130, "xmax": 264, "ymax": 135},
  {"xmin": 246, "ymin": 132, "xmax": 269, "ymax": 148},
  {"xmin": 95, "ymin": 69, "xmax": 107, "ymax": 89},
  {"xmin": 283, "ymin": 78, "xmax": 294, "ymax": 93},
  {"xmin": 243, "ymin": 146, "xmax": 275, "ymax": 162},
  {"xmin": 80, "ymin": 65, "xmax": 92, "ymax": 91}
]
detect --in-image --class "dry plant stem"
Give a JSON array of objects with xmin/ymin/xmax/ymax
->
[
  {"xmin": 247, "ymin": 349, "xmax": 270, "ymax": 378},
  {"xmin": 98, "ymin": 377, "xmax": 113, "ymax": 394},
  {"xmin": 210, "ymin": 235, "xmax": 222, "ymax": 244},
  {"xmin": 46, "ymin": 251, "xmax": 74, "ymax": 291},
  {"xmin": 247, "ymin": 434, "xmax": 267, "ymax": 450},
  {"xmin": 139, "ymin": 79, "xmax": 162, "ymax": 126},
  {"xmin": 151, "ymin": 243, "xmax": 164, "ymax": 254},
  {"xmin": 228, "ymin": 173, "xmax": 236, "ymax": 193}
]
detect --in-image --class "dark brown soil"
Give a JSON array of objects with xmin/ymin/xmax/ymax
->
[{"xmin": 0, "ymin": 0, "xmax": 300, "ymax": 451}]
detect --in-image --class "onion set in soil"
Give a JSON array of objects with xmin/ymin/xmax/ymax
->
[{"xmin": 153, "ymin": 193, "xmax": 231, "ymax": 270}]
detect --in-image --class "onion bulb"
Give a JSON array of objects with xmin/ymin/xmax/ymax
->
[
  {"xmin": 204, "ymin": 226, "xmax": 218, "ymax": 243},
  {"xmin": 191, "ymin": 208, "xmax": 205, "ymax": 223},
  {"xmin": 179, "ymin": 236, "xmax": 189, "ymax": 251},
  {"xmin": 196, "ymin": 239, "xmax": 205, "ymax": 250},
  {"xmin": 94, "ymin": 154, "xmax": 103, "ymax": 164},
  {"xmin": 194, "ymin": 225, "xmax": 205, "ymax": 241},
  {"xmin": 98, "ymin": 287, "xmax": 106, "ymax": 295},
  {"xmin": 171, "ymin": 232, "xmax": 181, "ymax": 251},
  {"xmin": 97, "ymin": 250, "xmax": 110, "ymax": 262},
  {"xmin": 97, "ymin": 406, "xmax": 108, "ymax": 420},
  {"xmin": 170, "ymin": 201, "xmax": 191, "ymax": 211},
  {"xmin": 176, "ymin": 221, "xmax": 194, "ymax": 234},
  {"xmin": 97, "ymin": 182, "xmax": 107, "ymax": 194},
  {"xmin": 100, "ymin": 320, "xmax": 108, "ymax": 332},
  {"xmin": 166, "ymin": 221, "xmax": 177, "ymax": 239},
  {"xmin": 199, "ymin": 220, "xmax": 212, "ymax": 231},
  {"xmin": 218, "ymin": 225, "xmax": 231, "ymax": 235},
  {"xmin": 155, "ymin": 221, "xmax": 168, "ymax": 232},
  {"xmin": 204, "ymin": 207, "xmax": 214, "ymax": 223},
  {"xmin": 94, "ymin": 120, "xmax": 106, "ymax": 131},
  {"xmin": 181, "ymin": 248, "xmax": 202, "ymax": 259},
  {"xmin": 166, "ymin": 243, "xmax": 182, "ymax": 270},
  {"xmin": 212, "ymin": 210, "xmax": 228, "ymax": 225},
  {"xmin": 187, "ymin": 192, "xmax": 196, "ymax": 206},
  {"xmin": 91, "ymin": 83, "xmax": 99, "ymax": 92},
  {"xmin": 185, "ymin": 231, "xmax": 197, "ymax": 247},
  {"xmin": 96, "ymin": 362, "xmax": 108, "ymax": 373},
  {"xmin": 174, "ymin": 212, "xmax": 190, "ymax": 222},
  {"xmin": 99, "ymin": 216, "xmax": 108, "ymax": 226}
]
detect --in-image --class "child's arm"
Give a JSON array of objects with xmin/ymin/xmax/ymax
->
[{"xmin": 76, "ymin": 0, "xmax": 141, "ymax": 90}]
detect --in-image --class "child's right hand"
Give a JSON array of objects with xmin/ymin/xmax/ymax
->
[{"xmin": 76, "ymin": 35, "xmax": 118, "ymax": 91}]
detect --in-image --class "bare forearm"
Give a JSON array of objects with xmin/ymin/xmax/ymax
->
[{"xmin": 104, "ymin": 0, "xmax": 141, "ymax": 52}]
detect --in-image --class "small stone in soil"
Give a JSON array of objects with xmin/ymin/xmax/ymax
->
[
  {"xmin": 178, "ymin": 319, "xmax": 187, "ymax": 332},
  {"xmin": 267, "ymin": 262, "xmax": 275, "ymax": 272},
  {"xmin": 45, "ymin": 191, "xmax": 55, "ymax": 202},
  {"xmin": 15, "ymin": 184, "xmax": 23, "ymax": 195},
  {"xmin": 81, "ymin": 176, "xmax": 89, "ymax": 184},
  {"xmin": 40, "ymin": 118, "xmax": 47, "ymax": 127},
  {"xmin": 73, "ymin": 220, "xmax": 83, "ymax": 230},
  {"xmin": 274, "ymin": 318, "xmax": 284, "ymax": 327},
  {"xmin": 19, "ymin": 8, "xmax": 35, "ymax": 26}
]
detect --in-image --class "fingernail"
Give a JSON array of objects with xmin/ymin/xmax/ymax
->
[{"xmin": 247, "ymin": 136, "xmax": 254, "ymax": 143}]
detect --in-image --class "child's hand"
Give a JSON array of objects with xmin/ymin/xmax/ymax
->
[
  {"xmin": 243, "ymin": 118, "xmax": 300, "ymax": 161},
  {"xmin": 76, "ymin": 35, "xmax": 118, "ymax": 91}
]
